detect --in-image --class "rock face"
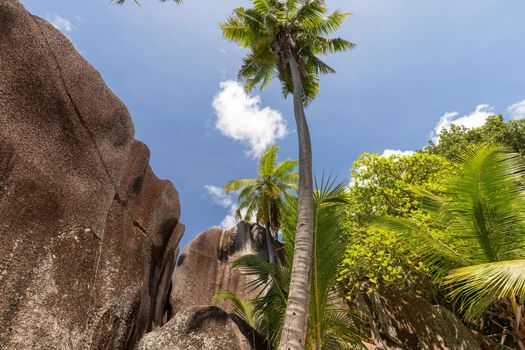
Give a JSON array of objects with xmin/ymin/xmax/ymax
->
[
  {"xmin": 138, "ymin": 306, "xmax": 253, "ymax": 350},
  {"xmin": 355, "ymin": 287, "xmax": 481, "ymax": 350},
  {"xmin": 0, "ymin": 1, "xmax": 183, "ymax": 349},
  {"xmin": 169, "ymin": 221, "xmax": 271, "ymax": 316},
  {"xmin": 138, "ymin": 222, "xmax": 272, "ymax": 350}
]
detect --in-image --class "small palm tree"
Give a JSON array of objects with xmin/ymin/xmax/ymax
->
[
  {"xmin": 218, "ymin": 179, "xmax": 363, "ymax": 349},
  {"xmin": 221, "ymin": 1, "xmax": 354, "ymax": 346},
  {"xmin": 225, "ymin": 145, "xmax": 298, "ymax": 263},
  {"xmin": 372, "ymin": 144, "xmax": 525, "ymax": 349}
]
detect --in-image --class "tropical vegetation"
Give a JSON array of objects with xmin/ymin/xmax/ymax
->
[
  {"xmin": 217, "ymin": 115, "xmax": 525, "ymax": 349},
  {"xmin": 340, "ymin": 151, "xmax": 452, "ymax": 298},
  {"xmin": 224, "ymin": 145, "xmax": 298, "ymax": 263},
  {"xmin": 220, "ymin": 0, "xmax": 354, "ymax": 347},
  {"xmin": 217, "ymin": 179, "xmax": 363, "ymax": 349},
  {"xmin": 427, "ymin": 115, "xmax": 525, "ymax": 159},
  {"xmin": 370, "ymin": 144, "xmax": 525, "ymax": 349}
]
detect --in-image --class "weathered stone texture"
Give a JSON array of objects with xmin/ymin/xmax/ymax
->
[
  {"xmin": 0, "ymin": 1, "xmax": 183, "ymax": 348},
  {"xmin": 169, "ymin": 221, "xmax": 270, "ymax": 316},
  {"xmin": 354, "ymin": 287, "xmax": 481, "ymax": 350},
  {"xmin": 141, "ymin": 222, "xmax": 273, "ymax": 350},
  {"xmin": 138, "ymin": 306, "xmax": 252, "ymax": 350}
]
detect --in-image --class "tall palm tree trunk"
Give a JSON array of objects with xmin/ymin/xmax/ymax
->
[{"xmin": 278, "ymin": 52, "xmax": 315, "ymax": 350}]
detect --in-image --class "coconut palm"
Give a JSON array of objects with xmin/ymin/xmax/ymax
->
[
  {"xmin": 225, "ymin": 145, "xmax": 298, "ymax": 263},
  {"xmin": 371, "ymin": 144, "xmax": 525, "ymax": 349},
  {"xmin": 221, "ymin": 1, "xmax": 354, "ymax": 347},
  {"xmin": 217, "ymin": 179, "xmax": 363, "ymax": 349}
]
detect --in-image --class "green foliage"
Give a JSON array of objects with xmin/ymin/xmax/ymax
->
[
  {"xmin": 427, "ymin": 115, "xmax": 525, "ymax": 160},
  {"xmin": 371, "ymin": 145, "xmax": 525, "ymax": 347},
  {"xmin": 339, "ymin": 152, "xmax": 452, "ymax": 296},
  {"xmin": 446, "ymin": 260, "xmax": 525, "ymax": 322},
  {"xmin": 220, "ymin": 0, "xmax": 354, "ymax": 103},
  {"xmin": 224, "ymin": 145, "xmax": 298, "ymax": 235},
  {"xmin": 219, "ymin": 180, "xmax": 363, "ymax": 349}
]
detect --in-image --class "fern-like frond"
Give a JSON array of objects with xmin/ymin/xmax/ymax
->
[
  {"xmin": 225, "ymin": 178, "xmax": 257, "ymax": 193},
  {"xmin": 259, "ymin": 145, "xmax": 279, "ymax": 177},
  {"xmin": 214, "ymin": 291, "xmax": 258, "ymax": 329},
  {"xmin": 446, "ymin": 260, "xmax": 525, "ymax": 323}
]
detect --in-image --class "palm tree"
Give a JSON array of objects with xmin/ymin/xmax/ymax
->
[
  {"xmin": 221, "ymin": 2, "xmax": 354, "ymax": 347},
  {"xmin": 225, "ymin": 145, "xmax": 298, "ymax": 263},
  {"xmin": 217, "ymin": 179, "xmax": 363, "ymax": 349},
  {"xmin": 372, "ymin": 144, "xmax": 525, "ymax": 349}
]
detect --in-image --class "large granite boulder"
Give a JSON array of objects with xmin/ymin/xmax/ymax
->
[
  {"xmin": 138, "ymin": 306, "xmax": 253, "ymax": 350},
  {"xmin": 354, "ymin": 287, "xmax": 481, "ymax": 350},
  {"xmin": 0, "ymin": 1, "xmax": 183, "ymax": 349},
  {"xmin": 141, "ymin": 222, "xmax": 273, "ymax": 350},
  {"xmin": 169, "ymin": 221, "xmax": 271, "ymax": 316}
]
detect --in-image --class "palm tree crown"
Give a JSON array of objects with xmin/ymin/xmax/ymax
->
[
  {"xmin": 221, "ymin": 0, "xmax": 355, "ymax": 103},
  {"xmin": 225, "ymin": 145, "xmax": 298, "ymax": 235}
]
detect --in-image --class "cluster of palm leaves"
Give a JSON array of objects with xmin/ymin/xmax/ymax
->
[
  {"xmin": 220, "ymin": 0, "xmax": 354, "ymax": 103},
  {"xmin": 224, "ymin": 145, "xmax": 298, "ymax": 263},
  {"xmin": 217, "ymin": 178, "xmax": 363, "ymax": 349},
  {"xmin": 371, "ymin": 144, "xmax": 525, "ymax": 348}
]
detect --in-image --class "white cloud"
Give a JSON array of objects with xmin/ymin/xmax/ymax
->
[
  {"xmin": 204, "ymin": 185, "xmax": 234, "ymax": 208},
  {"xmin": 205, "ymin": 185, "xmax": 241, "ymax": 229},
  {"xmin": 48, "ymin": 14, "xmax": 76, "ymax": 33},
  {"xmin": 380, "ymin": 149, "xmax": 415, "ymax": 158},
  {"xmin": 507, "ymin": 99, "xmax": 525, "ymax": 120},
  {"xmin": 220, "ymin": 209, "xmax": 238, "ymax": 229},
  {"xmin": 431, "ymin": 104, "xmax": 495, "ymax": 143},
  {"xmin": 212, "ymin": 81, "xmax": 288, "ymax": 158}
]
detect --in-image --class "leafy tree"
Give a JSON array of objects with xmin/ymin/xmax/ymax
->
[
  {"xmin": 217, "ymin": 180, "xmax": 363, "ymax": 349},
  {"xmin": 221, "ymin": 0, "xmax": 354, "ymax": 347},
  {"xmin": 372, "ymin": 145, "xmax": 525, "ymax": 349},
  {"xmin": 427, "ymin": 115, "xmax": 525, "ymax": 160},
  {"xmin": 340, "ymin": 152, "xmax": 452, "ymax": 297},
  {"xmin": 225, "ymin": 145, "xmax": 298, "ymax": 263}
]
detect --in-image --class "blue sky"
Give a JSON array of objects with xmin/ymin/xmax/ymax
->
[{"xmin": 22, "ymin": 0, "xmax": 525, "ymax": 247}]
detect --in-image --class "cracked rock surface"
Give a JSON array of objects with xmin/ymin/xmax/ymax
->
[{"xmin": 0, "ymin": 1, "xmax": 184, "ymax": 348}]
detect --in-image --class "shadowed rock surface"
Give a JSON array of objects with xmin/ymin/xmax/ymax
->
[
  {"xmin": 169, "ymin": 221, "xmax": 271, "ymax": 316},
  {"xmin": 353, "ymin": 287, "xmax": 481, "ymax": 350},
  {"xmin": 0, "ymin": 1, "xmax": 183, "ymax": 348},
  {"xmin": 138, "ymin": 306, "xmax": 253, "ymax": 350},
  {"xmin": 141, "ymin": 222, "xmax": 273, "ymax": 350}
]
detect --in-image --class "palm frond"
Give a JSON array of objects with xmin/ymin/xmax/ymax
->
[
  {"xmin": 225, "ymin": 178, "xmax": 257, "ymax": 192},
  {"xmin": 259, "ymin": 145, "xmax": 279, "ymax": 177},
  {"xmin": 214, "ymin": 291, "xmax": 258, "ymax": 329},
  {"xmin": 281, "ymin": 177, "xmax": 362, "ymax": 348},
  {"xmin": 232, "ymin": 255, "xmax": 289, "ymax": 302},
  {"xmin": 445, "ymin": 260, "xmax": 525, "ymax": 323},
  {"xmin": 313, "ymin": 37, "xmax": 356, "ymax": 55},
  {"xmin": 273, "ymin": 159, "xmax": 299, "ymax": 178},
  {"xmin": 443, "ymin": 144, "xmax": 525, "ymax": 263},
  {"xmin": 321, "ymin": 308, "xmax": 364, "ymax": 349},
  {"xmin": 309, "ymin": 10, "xmax": 350, "ymax": 35}
]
